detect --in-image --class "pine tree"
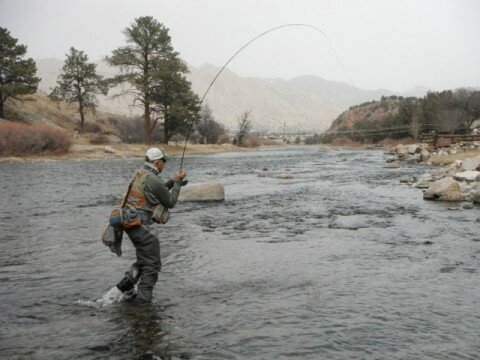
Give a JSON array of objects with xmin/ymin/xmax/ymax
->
[
  {"xmin": 49, "ymin": 47, "xmax": 106, "ymax": 131},
  {"xmin": 0, "ymin": 27, "xmax": 40, "ymax": 118},
  {"xmin": 107, "ymin": 16, "xmax": 198, "ymax": 144}
]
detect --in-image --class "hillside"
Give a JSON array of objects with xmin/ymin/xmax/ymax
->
[
  {"xmin": 327, "ymin": 97, "xmax": 402, "ymax": 134},
  {"xmin": 35, "ymin": 59, "xmax": 429, "ymax": 133}
]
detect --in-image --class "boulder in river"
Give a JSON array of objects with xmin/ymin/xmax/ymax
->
[
  {"xmin": 420, "ymin": 149, "xmax": 431, "ymax": 162},
  {"xmin": 423, "ymin": 177, "xmax": 463, "ymax": 201},
  {"xmin": 396, "ymin": 145, "xmax": 408, "ymax": 157},
  {"xmin": 472, "ymin": 188, "xmax": 480, "ymax": 204},
  {"xmin": 461, "ymin": 155, "xmax": 480, "ymax": 171},
  {"xmin": 408, "ymin": 145, "xmax": 419, "ymax": 154},
  {"xmin": 453, "ymin": 171, "xmax": 480, "ymax": 182},
  {"xmin": 178, "ymin": 182, "xmax": 225, "ymax": 202},
  {"xmin": 278, "ymin": 172, "xmax": 294, "ymax": 179}
]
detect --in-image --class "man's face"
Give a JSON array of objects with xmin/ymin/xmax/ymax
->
[{"xmin": 154, "ymin": 159, "xmax": 166, "ymax": 172}]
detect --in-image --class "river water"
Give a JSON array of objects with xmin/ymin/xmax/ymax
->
[{"xmin": 0, "ymin": 146, "xmax": 479, "ymax": 359}]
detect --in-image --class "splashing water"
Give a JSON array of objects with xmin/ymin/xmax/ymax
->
[{"xmin": 76, "ymin": 287, "xmax": 135, "ymax": 308}]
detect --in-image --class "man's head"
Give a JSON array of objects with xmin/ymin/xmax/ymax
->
[{"xmin": 145, "ymin": 147, "xmax": 170, "ymax": 172}]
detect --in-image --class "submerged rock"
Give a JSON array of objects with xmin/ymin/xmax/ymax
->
[
  {"xmin": 278, "ymin": 172, "xmax": 294, "ymax": 179},
  {"xmin": 423, "ymin": 177, "xmax": 463, "ymax": 201},
  {"xmin": 178, "ymin": 182, "xmax": 225, "ymax": 202},
  {"xmin": 384, "ymin": 161, "xmax": 400, "ymax": 168}
]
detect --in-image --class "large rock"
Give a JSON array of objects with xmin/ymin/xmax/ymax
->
[
  {"xmin": 453, "ymin": 171, "xmax": 480, "ymax": 182},
  {"xmin": 461, "ymin": 155, "xmax": 480, "ymax": 171},
  {"xmin": 423, "ymin": 177, "xmax": 463, "ymax": 201},
  {"xmin": 104, "ymin": 146, "xmax": 116, "ymax": 154},
  {"xmin": 472, "ymin": 188, "xmax": 480, "ymax": 204},
  {"xmin": 408, "ymin": 145, "xmax": 419, "ymax": 154},
  {"xmin": 420, "ymin": 149, "xmax": 431, "ymax": 162},
  {"xmin": 178, "ymin": 182, "xmax": 225, "ymax": 202},
  {"xmin": 396, "ymin": 145, "xmax": 408, "ymax": 157}
]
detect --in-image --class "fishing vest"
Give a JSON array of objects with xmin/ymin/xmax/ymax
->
[{"xmin": 124, "ymin": 168, "xmax": 156, "ymax": 213}]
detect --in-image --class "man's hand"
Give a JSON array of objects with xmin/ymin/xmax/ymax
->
[{"xmin": 173, "ymin": 170, "xmax": 186, "ymax": 182}]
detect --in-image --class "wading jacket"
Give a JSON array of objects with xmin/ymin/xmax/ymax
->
[{"xmin": 125, "ymin": 164, "xmax": 181, "ymax": 216}]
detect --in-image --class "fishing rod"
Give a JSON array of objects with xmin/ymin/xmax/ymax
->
[{"xmin": 179, "ymin": 23, "xmax": 351, "ymax": 170}]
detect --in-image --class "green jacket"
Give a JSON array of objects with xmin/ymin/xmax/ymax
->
[{"xmin": 125, "ymin": 164, "xmax": 181, "ymax": 214}]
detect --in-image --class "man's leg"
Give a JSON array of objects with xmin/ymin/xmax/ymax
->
[
  {"xmin": 116, "ymin": 262, "xmax": 142, "ymax": 293},
  {"xmin": 128, "ymin": 225, "xmax": 162, "ymax": 303}
]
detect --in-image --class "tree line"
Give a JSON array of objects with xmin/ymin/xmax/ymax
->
[{"xmin": 1, "ymin": 18, "xmax": 254, "ymax": 145}]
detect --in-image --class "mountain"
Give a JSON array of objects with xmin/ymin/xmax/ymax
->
[{"xmin": 35, "ymin": 59, "xmax": 429, "ymax": 133}]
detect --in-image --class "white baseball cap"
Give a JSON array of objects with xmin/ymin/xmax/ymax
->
[{"xmin": 145, "ymin": 147, "xmax": 170, "ymax": 162}]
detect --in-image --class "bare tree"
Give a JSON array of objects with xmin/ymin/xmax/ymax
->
[{"xmin": 236, "ymin": 110, "xmax": 252, "ymax": 146}]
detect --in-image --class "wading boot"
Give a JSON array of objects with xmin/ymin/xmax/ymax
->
[{"xmin": 116, "ymin": 277, "xmax": 134, "ymax": 293}]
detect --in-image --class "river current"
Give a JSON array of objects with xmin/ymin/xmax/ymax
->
[{"xmin": 0, "ymin": 146, "xmax": 479, "ymax": 359}]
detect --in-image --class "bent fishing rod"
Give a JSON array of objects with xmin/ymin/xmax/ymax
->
[{"xmin": 179, "ymin": 23, "xmax": 351, "ymax": 170}]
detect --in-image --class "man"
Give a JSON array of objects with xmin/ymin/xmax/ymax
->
[{"xmin": 116, "ymin": 147, "xmax": 186, "ymax": 303}]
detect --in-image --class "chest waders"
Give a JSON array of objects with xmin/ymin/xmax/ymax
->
[{"xmin": 116, "ymin": 168, "xmax": 163, "ymax": 303}]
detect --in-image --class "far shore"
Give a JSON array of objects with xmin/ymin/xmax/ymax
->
[{"xmin": 0, "ymin": 141, "xmax": 286, "ymax": 163}]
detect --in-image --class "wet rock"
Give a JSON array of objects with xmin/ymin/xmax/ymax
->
[
  {"xmin": 399, "ymin": 176, "xmax": 410, "ymax": 183},
  {"xmin": 408, "ymin": 145, "xmax": 419, "ymax": 154},
  {"xmin": 472, "ymin": 189, "xmax": 480, "ymax": 204},
  {"xmin": 424, "ymin": 177, "xmax": 463, "ymax": 201},
  {"xmin": 406, "ymin": 154, "xmax": 421, "ymax": 164},
  {"xmin": 448, "ymin": 149, "xmax": 458, "ymax": 155},
  {"xmin": 104, "ymin": 146, "xmax": 116, "ymax": 154},
  {"xmin": 463, "ymin": 203, "xmax": 474, "ymax": 209},
  {"xmin": 415, "ymin": 173, "xmax": 433, "ymax": 188},
  {"xmin": 278, "ymin": 172, "xmax": 294, "ymax": 179},
  {"xmin": 461, "ymin": 155, "xmax": 480, "ymax": 171},
  {"xmin": 453, "ymin": 171, "xmax": 480, "ymax": 182},
  {"xmin": 396, "ymin": 145, "xmax": 408, "ymax": 157},
  {"xmin": 477, "ymin": 217, "xmax": 480, "ymax": 222},
  {"xmin": 424, "ymin": 240, "xmax": 433, "ymax": 245},
  {"xmin": 178, "ymin": 182, "xmax": 225, "ymax": 202},
  {"xmin": 386, "ymin": 157, "xmax": 397, "ymax": 163},
  {"xmin": 420, "ymin": 149, "xmax": 431, "ymax": 162}
]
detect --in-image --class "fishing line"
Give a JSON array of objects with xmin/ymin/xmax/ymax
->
[{"xmin": 179, "ymin": 23, "xmax": 350, "ymax": 170}]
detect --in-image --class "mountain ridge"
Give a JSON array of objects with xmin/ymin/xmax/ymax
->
[{"xmin": 34, "ymin": 58, "xmax": 430, "ymax": 132}]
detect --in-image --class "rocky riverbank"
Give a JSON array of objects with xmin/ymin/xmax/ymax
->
[{"xmin": 384, "ymin": 141, "xmax": 480, "ymax": 218}]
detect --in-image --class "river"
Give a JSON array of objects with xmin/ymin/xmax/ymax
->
[{"xmin": 0, "ymin": 146, "xmax": 478, "ymax": 359}]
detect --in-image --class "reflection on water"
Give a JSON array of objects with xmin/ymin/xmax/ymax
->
[{"xmin": 0, "ymin": 146, "xmax": 479, "ymax": 359}]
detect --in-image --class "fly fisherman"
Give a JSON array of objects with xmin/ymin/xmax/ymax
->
[{"xmin": 115, "ymin": 147, "xmax": 186, "ymax": 303}]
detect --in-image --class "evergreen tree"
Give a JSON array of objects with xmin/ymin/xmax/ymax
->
[
  {"xmin": 49, "ymin": 47, "xmax": 106, "ymax": 131},
  {"xmin": 0, "ymin": 27, "xmax": 40, "ymax": 118},
  {"xmin": 107, "ymin": 16, "xmax": 198, "ymax": 144}
]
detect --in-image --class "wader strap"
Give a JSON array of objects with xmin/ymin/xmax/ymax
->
[{"xmin": 120, "ymin": 172, "xmax": 145, "ymax": 208}]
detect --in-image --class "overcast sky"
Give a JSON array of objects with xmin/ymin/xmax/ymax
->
[{"xmin": 1, "ymin": 0, "xmax": 479, "ymax": 92}]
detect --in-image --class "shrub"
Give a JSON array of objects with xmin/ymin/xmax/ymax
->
[
  {"xmin": 0, "ymin": 120, "xmax": 71, "ymax": 156},
  {"xmin": 81, "ymin": 120, "xmax": 102, "ymax": 133},
  {"xmin": 242, "ymin": 135, "xmax": 261, "ymax": 148},
  {"xmin": 331, "ymin": 136, "xmax": 358, "ymax": 146},
  {"xmin": 217, "ymin": 133, "xmax": 230, "ymax": 144},
  {"xmin": 114, "ymin": 116, "xmax": 163, "ymax": 143},
  {"xmin": 88, "ymin": 134, "xmax": 110, "ymax": 144}
]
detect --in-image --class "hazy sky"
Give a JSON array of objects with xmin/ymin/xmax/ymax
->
[{"xmin": 1, "ymin": 0, "xmax": 479, "ymax": 92}]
